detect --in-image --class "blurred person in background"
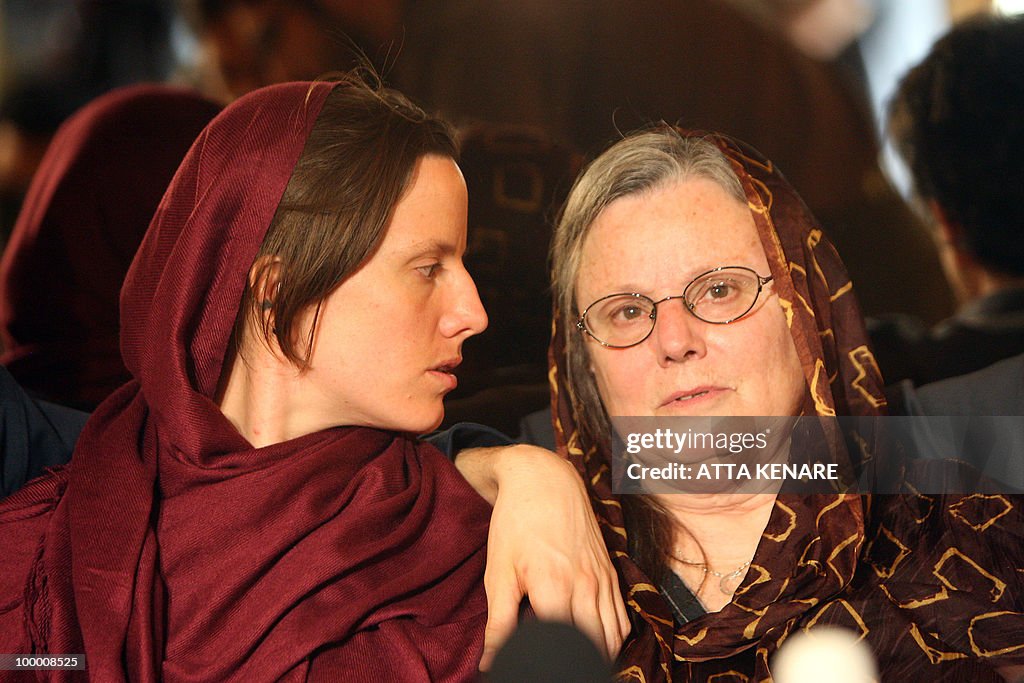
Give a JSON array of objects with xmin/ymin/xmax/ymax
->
[
  {"xmin": 870, "ymin": 14, "xmax": 1024, "ymax": 385},
  {"xmin": 0, "ymin": 85, "xmax": 221, "ymax": 409},
  {"xmin": 177, "ymin": 0, "xmax": 367, "ymax": 103},
  {"xmin": 0, "ymin": 0, "xmax": 177, "ymax": 240}
]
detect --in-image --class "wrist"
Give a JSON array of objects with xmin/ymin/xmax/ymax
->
[{"xmin": 454, "ymin": 447, "xmax": 501, "ymax": 505}]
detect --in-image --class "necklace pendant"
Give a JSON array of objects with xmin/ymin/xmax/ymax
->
[
  {"xmin": 716, "ymin": 562, "xmax": 750, "ymax": 595},
  {"xmin": 719, "ymin": 572, "xmax": 743, "ymax": 595}
]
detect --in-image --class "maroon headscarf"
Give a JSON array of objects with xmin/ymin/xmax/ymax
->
[
  {"xmin": 0, "ymin": 81, "xmax": 490, "ymax": 681},
  {"xmin": 0, "ymin": 84, "xmax": 221, "ymax": 409}
]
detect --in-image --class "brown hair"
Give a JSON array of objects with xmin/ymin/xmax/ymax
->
[{"xmin": 236, "ymin": 72, "xmax": 458, "ymax": 366}]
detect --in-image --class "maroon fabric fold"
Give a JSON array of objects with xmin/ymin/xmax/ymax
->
[
  {"xmin": 0, "ymin": 84, "xmax": 222, "ymax": 409},
  {"xmin": 0, "ymin": 81, "xmax": 490, "ymax": 682}
]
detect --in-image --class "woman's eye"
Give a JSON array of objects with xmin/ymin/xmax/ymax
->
[
  {"xmin": 703, "ymin": 279, "xmax": 739, "ymax": 301},
  {"xmin": 416, "ymin": 263, "xmax": 441, "ymax": 279},
  {"xmin": 611, "ymin": 304, "xmax": 646, "ymax": 323},
  {"xmin": 709, "ymin": 283, "xmax": 732, "ymax": 298}
]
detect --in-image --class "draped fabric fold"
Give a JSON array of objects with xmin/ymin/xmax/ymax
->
[
  {"xmin": 550, "ymin": 130, "xmax": 1024, "ymax": 681},
  {"xmin": 0, "ymin": 81, "xmax": 490, "ymax": 682}
]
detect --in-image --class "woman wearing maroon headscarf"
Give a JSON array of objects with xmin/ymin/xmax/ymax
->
[
  {"xmin": 0, "ymin": 85, "xmax": 221, "ymax": 410},
  {"xmin": 0, "ymin": 77, "xmax": 497, "ymax": 680}
]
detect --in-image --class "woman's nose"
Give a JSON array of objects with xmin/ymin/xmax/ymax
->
[
  {"xmin": 652, "ymin": 298, "xmax": 707, "ymax": 365},
  {"xmin": 441, "ymin": 268, "xmax": 489, "ymax": 339}
]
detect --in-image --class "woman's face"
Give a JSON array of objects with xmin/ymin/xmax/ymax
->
[
  {"xmin": 576, "ymin": 176, "xmax": 805, "ymax": 419},
  {"xmin": 297, "ymin": 155, "xmax": 487, "ymax": 434}
]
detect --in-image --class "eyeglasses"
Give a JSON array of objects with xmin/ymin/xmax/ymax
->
[{"xmin": 577, "ymin": 266, "xmax": 774, "ymax": 348}]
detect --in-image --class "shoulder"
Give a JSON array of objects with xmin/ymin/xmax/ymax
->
[
  {"xmin": 914, "ymin": 353, "xmax": 1024, "ymax": 416},
  {"xmin": 0, "ymin": 367, "xmax": 88, "ymax": 498}
]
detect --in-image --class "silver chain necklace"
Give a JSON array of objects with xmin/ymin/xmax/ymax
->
[{"xmin": 672, "ymin": 551, "xmax": 751, "ymax": 595}]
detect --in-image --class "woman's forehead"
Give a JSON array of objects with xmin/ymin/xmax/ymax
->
[{"xmin": 577, "ymin": 177, "xmax": 766, "ymax": 295}]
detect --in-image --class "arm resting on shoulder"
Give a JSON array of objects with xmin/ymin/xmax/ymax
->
[{"xmin": 428, "ymin": 424, "xmax": 629, "ymax": 670}]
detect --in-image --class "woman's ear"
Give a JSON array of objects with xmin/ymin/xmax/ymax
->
[{"xmin": 248, "ymin": 255, "xmax": 284, "ymax": 339}]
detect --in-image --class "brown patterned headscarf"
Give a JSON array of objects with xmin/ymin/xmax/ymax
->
[{"xmin": 549, "ymin": 127, "xmax": 1024, "ymax": 681}]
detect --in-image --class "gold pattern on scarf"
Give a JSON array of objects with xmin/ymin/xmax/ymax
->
[
  {"xmin": 809, "ymin": 360, "xmax": 837, "ymax": 416},
  {"xmin": 909, "ymin": 623, "xmax": 969, "ymax": 663},
  {"xmin": 879, "ymin": 581, "xmax": 949, "ymax": 610},
  {"xmin": 806, "ymin": 229, "xmax": 822, "ymax": 250},
  {"xmin": 826, "ymin": 532, "xmax": 861, "ymax": 580},
  {"xmin": 933, "ymin": 548, "xmax": 1006, "ymax": 602},
  {"xmin": 786, "ymin": 264, "xmax": 816, "ymax": 318},
  {"xmin": 631, "ymin": 582, "xmax": 663, "ymax": 597},
  {"xmin": 804, "ymin": 598, "xmax": 870, "ymax": 639},
  {"xmin": 879, "ymin": 547, "xmax": 1005, "ymax": 611},
  {"xmin": 617, "ymin": 664, "xmax": 647, "ymax": 682},
  {"xmin": 729, "ymin": 143, "xmax": 774, "ymax": 176},
  {"xmin": 747, "ymin": 198, "xmax": 770, "ymax": 216},
  {"xmin": 829, "ymin": 281, "xmax": 853, "ymax": 302},
  {"xmin": 813, "ymin": 495, "xmax": 849, "ymax": 526},
  {"xmin": 806, "ymin": 230, "xmax": 833, "ymax": 297},
  {"xmin": 847, "ymin": 346, "xmax": 886, "ymax": 408},
  {"xmin": 676, "ymin": 628, "xmax": 711, "ymax": 646},
  {"xmin": 741, "ymin": 605, "xmax": 772, "ymax": 640},
  {"xmin": 796, "ymin": 537, "xmax": 824, "ymax": 570},
  {"xmin": 736, "ymin": 564, "xmax": 771, "ymax": 596},
  {"xmin": 763, "ymin": 500, "xmax": 797, "ymax": 542},
  {"xmin": 968, "ymin": 612, "xmax": 1024, "ymax": 657},
  {"xmin": 566, "ymin": 429, "xmax": 583, "ymax": 458},
  {"xmin": 948, "ymin": 494, "xmax": 1014, "ymax": 532},
  {"xmin": 778, "ymin": 296, "xmax": 796, "ymax": 330},
  {"xmin": 867, "ymin": 525, "xmax": 912, "ymax": 579},
  {"xmin": 743, "ymin": 173, "xmax": 774, "ymax": 213},
  {"xmin": 912, "ymin": 492, "xmax": 938, "ymax": 524}
]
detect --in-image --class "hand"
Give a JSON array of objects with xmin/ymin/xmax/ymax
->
[{"xmin": 455, "ymin": 444, "xmax": 631, "ymax": 670}]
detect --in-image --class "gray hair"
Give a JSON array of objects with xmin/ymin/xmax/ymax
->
[{"xmin": 551, "ymin": 126, "xmax": 745, "ymax": 444}]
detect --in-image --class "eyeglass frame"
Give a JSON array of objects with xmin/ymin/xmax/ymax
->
[{"xmin": 576, "ymin": 265, "xmax": 774, "ymax": 349}]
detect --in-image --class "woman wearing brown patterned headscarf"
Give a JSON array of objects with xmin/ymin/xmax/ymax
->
[{"xmin": 549, "ymin": 125, "xmax": 1024, "ymax": 681}]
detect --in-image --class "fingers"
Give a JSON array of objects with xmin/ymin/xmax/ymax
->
[
  {"xmin": 613, "ymin": 578, "xmax": 632, "ymax": 655},
  {"xmin": 524, "ymin": 565, "xmax": 576, "ymax": 625},
  {"xmin": 572, "ymin": 561, "xmax": 630, "ymax": 661},
  {"xmin": 531, "ymin": 567, "xmax": 620, "ymax": 661},
  {"xmin": 593, "ymin": 533, "xmax": 630, "ymax": 657},
  {"xmin": 602, "ymin": 565, "xmax": 631, "ymax": 659},
  {"xmin": 568, "ymin": 573, "xmax": 615, "ymax": 660},
  {"xmin": 482, "ymin": 558, "xmax": 629, "ymax": 668},
  {"xmin": 479, "ymin": 571, "xmax": 524, "ymax": 671}
]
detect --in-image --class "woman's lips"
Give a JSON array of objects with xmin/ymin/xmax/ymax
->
[
  {"xmin": 428, "ymin": 359, "xmax": 461, "ymax": 392},
  {"xmin": 660, "ymin": 386, "xmax": 730, "ymax": 408}
]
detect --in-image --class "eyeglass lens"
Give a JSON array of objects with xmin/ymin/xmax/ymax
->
[{"xmin": 583, "ymin": 267, "xmax": 765, "ymax": 347}]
